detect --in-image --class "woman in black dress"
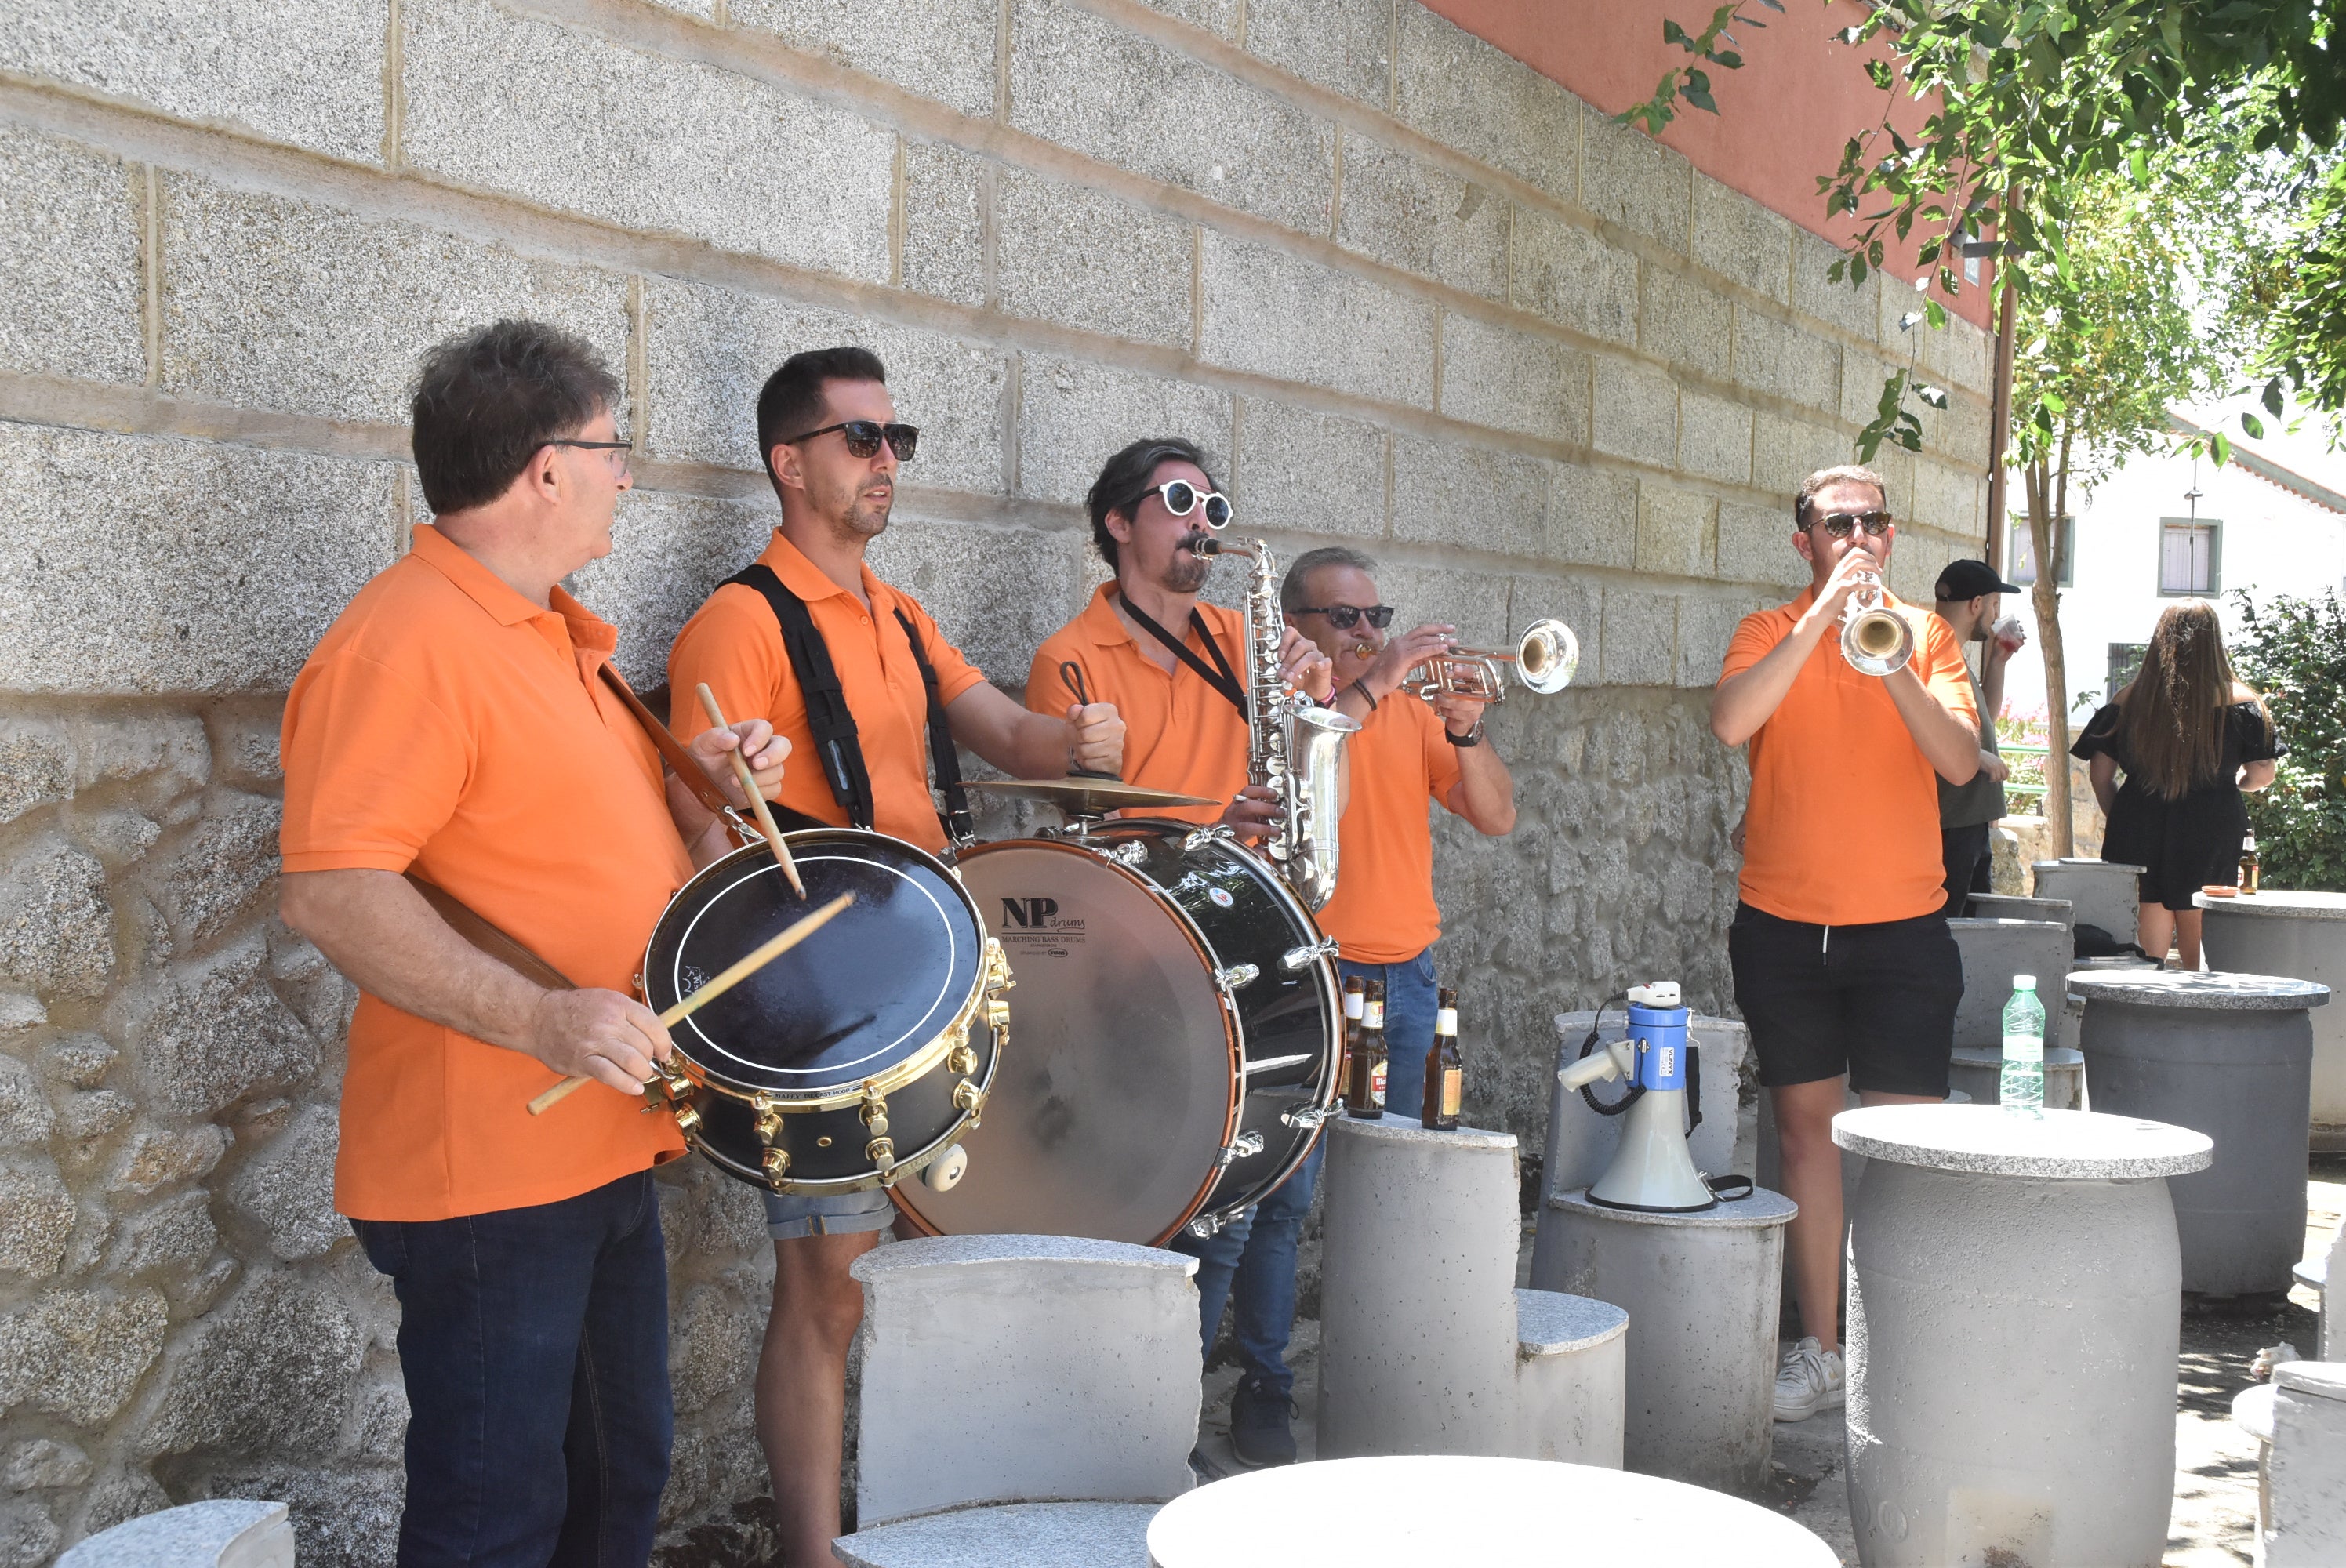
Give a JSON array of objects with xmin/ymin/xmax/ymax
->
[{"xmin": 2071, "ymin": 599, "xmax": 2278, "ymax": 968}]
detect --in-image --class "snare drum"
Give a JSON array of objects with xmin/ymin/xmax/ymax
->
[
  {"xmin": 641, "ymin": 826, "xmax": 1011, "ymax": 1194},
  {"xmin": 890, "ymin": 818, "xmax": 1342, "ymax": 1246}
]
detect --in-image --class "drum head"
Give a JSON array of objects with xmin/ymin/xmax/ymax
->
[
  {"xmin": 644, "ymin": 830, "xmax": 983, "ymax": 1096},
  {"xmin": 894, "ymin": 840, "xmax": 1237, "ymax": 1245}
]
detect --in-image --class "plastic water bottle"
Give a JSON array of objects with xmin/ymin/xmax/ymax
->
[{"xmin": 2000, "ymin": 975, "xmax": 2046, "ymax": 1118}]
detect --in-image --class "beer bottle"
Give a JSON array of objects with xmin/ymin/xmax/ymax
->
[
  {"xmin": 2240, "ymin": 834, "xmax": 2261, "ymax": 895},
  {"xmin": 1423, "ymin": 986, "xmax": 1463, "ymax": 1131},
  {"xmin": 1346, "ymin": 980, "xmax": 1388, "ymax": 1119},
  {"xmin": 1338, "ymin": 976, "xmax": 1365, "ymax": 1107}
]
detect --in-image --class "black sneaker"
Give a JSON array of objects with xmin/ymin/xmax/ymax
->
[{"xmin": 1229, "ymin": 1374, "xmax": 1298, "ymax": 1468}]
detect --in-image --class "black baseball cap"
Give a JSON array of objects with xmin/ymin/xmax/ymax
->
[{"xmin": 1935, "ymin": 558, "xmax": 2021, "ymax": 601}]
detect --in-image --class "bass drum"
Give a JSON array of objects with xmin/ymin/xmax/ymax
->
[
  {"xmin": 641, "ymin": 826, "xmax": 1010, "ymax": 1195},
  {"xmin": 892, "ymin": 818, "xmax": 1342, "ymax": 1246}
]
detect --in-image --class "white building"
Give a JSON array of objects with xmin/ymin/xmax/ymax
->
[{"xmin": 1999, "ymin": 410, "xmax": 2346, "ymax": 726}]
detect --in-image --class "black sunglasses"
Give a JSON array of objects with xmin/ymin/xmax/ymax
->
[
  {"xmin": 785, "ymin": 420, "xmax": 920, "ymax": 462},
  {"xmin": 1128, "ymin": 479, "xmax": 1233, "ymax": 530},
  {"xmin": 1293, "ymin": 604, "xmax": 1396, "ymax": 631},
  {"xmin": 1814, "ymin": 510, "xmax": 1894, "ymax": 539}
]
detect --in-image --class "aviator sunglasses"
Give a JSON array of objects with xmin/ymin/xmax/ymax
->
[
  {"xmin": 1812, "ymin": 509, "xmax": 1894, "ymax": 539},
  {"xmin": 1291, "ymin": 603, "xmax": 1397, "ymax": 631},
  {"xmin": 1131, "ymin": 478, "xmax": 1233, "ymax": 530},
  {"xmin": 785, "ymin": 419, "xmax": 921, "ymax": 462}
]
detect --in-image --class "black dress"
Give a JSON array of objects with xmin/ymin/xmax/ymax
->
[{"xmin": 2070, "ymin": 701, "xmax": 2279, "ymax": 910}]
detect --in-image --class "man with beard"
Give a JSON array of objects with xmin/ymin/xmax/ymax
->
[
  {"xmin": 666, "ymin": 346, "xmax": 1124, "ymax": 1566},
  {"xmin": 1931, "ymin": 557, "xmax": 2025, "ymax": 915},
  {"xmin": 1024, "ymin": 437, "xmax": 1333, "ymax": 1468}
]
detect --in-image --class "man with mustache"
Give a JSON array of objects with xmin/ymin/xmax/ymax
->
[{"xmin": 666, "ymin": 345, "xmax": 1124, "ymax": 1568}]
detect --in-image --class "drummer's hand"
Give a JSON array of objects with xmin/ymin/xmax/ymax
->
[
  {"xmin": 1221, "ymin": 783, "xmax": 1284, "ymax": 844},
  {"xmin": 1276, "ymin": 628, "xmax": 1335, "ymax": 703},
  {"xmin": 687, "ymin": 720, "xmax": 790, "ymax": 808},
  {"xmin": 528, "ymin": 988, "xmax": 673, "ymax": 1095},
  {"xmin": 1065, "ymin": 702, "xmax": 1124, "ymax": 775}
]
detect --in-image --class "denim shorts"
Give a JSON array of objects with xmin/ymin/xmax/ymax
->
[{"xmin": 762, "ymin": 1185, "xmax": 895, "ymax": 1241}]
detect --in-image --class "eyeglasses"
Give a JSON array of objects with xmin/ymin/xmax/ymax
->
[
  {"xmin": 1292, "ymin": 604, "xmax": 1396, "ymax": 631},
  {"xmin": 1813, "ymin": 510, "xmax": 1894, "ymax": 539},
  {"xmin": 1129, "ymin": 479, "xmax": 1233, "ymax": 530},
  {"xmin": 547, "ymin": 437, "xmax": 632, "ymax": 475},
  {"xmin": 785, "ymin": 420, "xmax": 921, "ymax": 462}
]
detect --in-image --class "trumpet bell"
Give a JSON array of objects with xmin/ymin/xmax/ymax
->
[
  {"xmin": 1842, "ymin": 605, "xmax": 1914, "ymax": 677},
  {"xmin": 1514, "ymin": 619, "xmax": 1579, "ymax": 695}
]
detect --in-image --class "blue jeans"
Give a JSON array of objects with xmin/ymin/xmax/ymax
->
[
  {"xmin": 352, "ymin": 1171, "xmax": 672, "ymax": 1568},
  {"xmin": 1171, "ymin": 1139, "xmax": 1323, "ymax": 1399},
  {"xmin": 1340, "ymin": 950, "xmax": 1442, "ymax": 1123}
]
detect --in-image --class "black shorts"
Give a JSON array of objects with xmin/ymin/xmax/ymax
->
[{"xmin": 1727, "ymin": 902, "xmax": 1963, "ymax": 1096}]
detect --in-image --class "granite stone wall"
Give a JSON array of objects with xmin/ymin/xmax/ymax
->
[{"xmin": 0, "ymin": 0, "xmax": 1992, "ymax": 1556}]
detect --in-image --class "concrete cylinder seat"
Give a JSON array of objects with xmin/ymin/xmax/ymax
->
[
  {"xmin": 1969, "ymin": 892, "xmax": 2074, "ymax": 927},
  {"xmin": 833, "ymin": 1501, "xmax": 1159, "ymax": 1568},
  {"xmin": 56, "ymin": 1503, "xmax": 292, "ymax": 1568},
  {"xmin": 2197, "ymin": 889, "xmax": 2346, "ymax": 1151},
  {"xmin": 1833, "ymin": 1104, "xmax": 2211, "ymax": 1568},
  {"xmin": 1146, "ymin": 1455, "xmax": 1840, "ymax": 1566},
  {"xmin": 847, "ymin": 1234, "xmax": 1201, "ymax": 1542},
  {"xmin": 2032, "ymin": 858, "xmax": 2147, "ymax": 947},
  {"xmin": 1315, "ymin": 1115, "xmax": 1625, "ymax": 1467},
  {"xmin": 2071, "ymin": 967, "xmax": 2329, "ymax": 1296},
  {"xmin": 1948, "ymin": 1044, "xmax": 2085, "ymax": 1110},
  {"xmin": 1534, "ymin": 1185, "xmax": 1796, "ymax": 1493}
]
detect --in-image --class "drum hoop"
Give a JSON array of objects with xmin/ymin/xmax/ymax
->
[
  {"xmin": 892, "ymin": 832, "xmax": 1244, "ymax": 1244},
  {"xmin": 645, "ymin": 829, "xmax": 995, "ymax": 1112}
]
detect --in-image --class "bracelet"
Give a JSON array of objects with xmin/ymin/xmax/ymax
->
[
  {"xmin": 1351, "ymin": 679, "xmax": 1378, "ymax": 712},
  {"xmin": 1444, "ymin": 721, "xmax": 1483, "ymax": 748}
]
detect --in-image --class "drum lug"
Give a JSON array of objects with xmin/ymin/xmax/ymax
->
[
  {"xmin": 859, "ymin": 1093, "xmax": 890, "ymax": 1140},
  {"xmin": 1185, "ymin": 1211, "xmax": 1227, "ymax": 1240},
  {"xmin": 953, "ymin": 1080, "xmax": 986, "ymax": 1116},
  {"xmin": 983, "ymin": 938, "xmax": 1015, "ymax": 992},
  {"xmin": 670, "ymin": 1102, "xmax": 704, "ymax": 1137},
  {"xmin": 1215, "ymin": 964, "xmax": 1261, "ymax": 993},
  {"xmin": 947, "ymin": 1037, "xmax": 979, "ymax": 1076},
  {"xmin": 1280, "ymin": 937, "xmax": 1340, "ymax": 972},
  {"xmin": 751, "ymin": 1092, "xmax": 783, "ymax": 1145},
  {"xmin": 1215, "ymin": 1131, "xmax": 1266, "ymax": 1167},
  {"xmin": 1182, "ymin": 824, "xmax": 1237, "ymax": 852},
  {"xmin": 867, "ymin": 1136, "xmax": 896, "ymax": 1181},
  {"xmin": 1281, "ymin": 1104, "xmax": 1336, "ymax": 1131},
  {"xmin": 761, "ymin": 1146, "xmax": 790, "ymax": 1183},
  {"xmin": 1094, "ymin": 840, "xmax": 1149, "ymax": 869}
]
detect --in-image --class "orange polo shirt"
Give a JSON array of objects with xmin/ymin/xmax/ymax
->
[
  {"xmin": 1722, "ymin": 586, "xmax": 1979, "ymax": 926},
  {"xmin": 280, "ymin": 524, "xmax": 689, "ymax": 1222},
  {"xmin": 1312, "ymin": 697, "xmax": 1465, "ymax": 963},
  {"xmin": 1026, "ymin": 583, "xmax": 1251, "ymax": 826},
  {"xmin": 668, "ymin": 531, "xmax": 989, "ymax": 852}
]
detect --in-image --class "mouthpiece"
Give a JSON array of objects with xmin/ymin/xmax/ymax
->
[{"xmin": 1185, "ymin": 532, "xmax": 1226, "ymax": 556}]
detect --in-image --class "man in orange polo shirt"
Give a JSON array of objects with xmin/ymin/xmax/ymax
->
[
  {"xmin": 278, "ymin": 321, "xmax": 789, "ymax": 1566},
  {"xmin": 1025, "ymin": 437, "xmax": 1333, "ymax": 1468},
  {"xmin": 1710, "ymin": 463, "xmax": 1981, "ymax": 1426},
  {"xmin": 1285, "ymin": 546, "xmax": 1518, "ymax": 1120},
  {"xmin": 667, "ymin": 346, "xmax": 1124, "ymax": 1568}
]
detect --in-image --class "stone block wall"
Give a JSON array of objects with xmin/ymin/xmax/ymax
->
[{"xmin": 0, "ymin": 0, "xmax": 1992, "ymax": 1557}]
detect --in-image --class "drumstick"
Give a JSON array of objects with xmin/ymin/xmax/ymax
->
[
  {"xmin": 696, "ymin": 682, "xmax": 805, "ymax": 898},
  {"xmin": 525, "ymin": 891, "xmax": 854, "ymax": 1116}
]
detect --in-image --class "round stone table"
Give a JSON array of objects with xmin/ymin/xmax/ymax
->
[
  {"xmin": 2070, "ymin": 967, "xmax": 2329, "ymax": 1296},
  {"xmin": 2197, "ymin": 890, "xmax": 2346, "ymax": 1151},
  {"xmin": 1833, "ymin": 1105, "xmax": 2212, "ymax": 1568},
  {"xmin": 1146, "ymin": 1455, "xmax": 1839, "ymax": 1566}
]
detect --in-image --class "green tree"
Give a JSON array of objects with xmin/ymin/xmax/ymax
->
[{"xmin": 2231, "ymin": 589, "xmax": 2346, "ymax": 890}]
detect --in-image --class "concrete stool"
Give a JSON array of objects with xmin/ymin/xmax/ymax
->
[
  {"xmin": 1531, "ymin": 1009, "xmax": 1748, "ymax": 1288},
  {"xmin": 834, "ymin": 1502, "xmax": 1157, "ymax": 1567},
  {"xmin": 1534, "ymin": 1186, "xmax": 1796, "ymax": 1493},
  {"xmin": 1970, "ymin": 892, "xmax": 2073, "ymax": 928},
  {"xmin": 1146, "ymin": 1455, "xmax": 1840, "ymax": 1565},
  {"xmin": 1949, "ymin": 1045, "xmax": 2085, "ymax": 1110},
  {"xmin": 1835, "ymin": 1105, "xmax": 2212, "ymax": 1568},
  {"xmin": 2265, "ymin": 1360, "xmax": 2346, "ymax": 1566},
  {"xmin": 2032, "ymin": 858, "xmax": 2146, "ymax": 948},
  {"xmin": 1949, "ymin": 919, "xmax": 2074, "ymax": 1047},
  {"xmin": 2199, "ymin": 889, "xmax": 2346, "ymax": 1152},
  {"xmin": 1316, "ymin": 1114, "xmax": 1624, "ymax": 1465},
  {"xmin": 58, "ymin": 1502, "xmax": 292, "ymax": 1568},
  {"xmin": 1513, "ymin": 1287, "xmax": 1629, "ymax": 1467},
  {"xmin": 2072, "ymin": 968, "xmax": 2330, "ymax": 1296},
  {"xmin": 2319, "ymin": 1217, "xmax": 2344, "ymax": 1359},
  {"xmin": 851, "ymin": 1235, "xmax": 1199, "ymax": 1530}
]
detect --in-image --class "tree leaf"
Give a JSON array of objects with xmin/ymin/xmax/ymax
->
[
  {"xmin": 2242, "ymin": 411, "xmax": 2266, "ymax": 439},
  {"xmin": 2212, "ymin": 431, "xmax": 2232, "ymax": 466}
]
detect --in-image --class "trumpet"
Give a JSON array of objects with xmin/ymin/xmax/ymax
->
[
  {"xmin": 1839, "ymin": 573, "xmax": 1914, "ymax": 677},
  {"xmin": 1401, "ymin": 619, "xmax": 1579, "ymax": 704}
]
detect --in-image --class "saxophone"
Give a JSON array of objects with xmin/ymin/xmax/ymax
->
[{"xmin": 1190, "ymin": 535, "xmax": 1360, "ymax": 909}]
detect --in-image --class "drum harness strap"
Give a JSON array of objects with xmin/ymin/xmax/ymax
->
[
  {"xmin": 726, "ymin": 563, "xmax": 975, "ymax": 848},
  {"xmin": 1113, "ymin": 589, "xmax": 1248, "ymax": 720}
]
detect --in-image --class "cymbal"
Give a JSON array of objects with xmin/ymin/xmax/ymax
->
[{"xmin": 964, "ymin": 778, "xmax": 1220, "ymax": 815}]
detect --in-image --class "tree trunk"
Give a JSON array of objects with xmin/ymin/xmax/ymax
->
[{"xmin": 2025, "ymin": 452, "xmax": 2075, "ymax": 857}]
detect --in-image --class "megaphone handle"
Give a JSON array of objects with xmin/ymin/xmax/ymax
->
[{"xmin": 1685, "ymin": 1043, "xmax": 1701, "ymax": 1133}]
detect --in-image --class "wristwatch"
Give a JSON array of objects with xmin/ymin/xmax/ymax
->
[{"xmin": 1444, "ymin": 720, "xmax": 1484, "ymax": 748}]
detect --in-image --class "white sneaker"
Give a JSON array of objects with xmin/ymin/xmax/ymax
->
[{"xmin": 1774, "ymin": 1336, "xmax": 1844, "ymax": 1422}]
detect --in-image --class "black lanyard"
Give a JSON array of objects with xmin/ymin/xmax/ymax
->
[{"xmin": 1116, "ymin": 590, "xmax": 1247, "ymax": 719}]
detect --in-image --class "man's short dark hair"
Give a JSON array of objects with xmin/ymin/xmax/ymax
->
[
  {"xmin": 1793, "ymin": 463, "xmax": 1889, "ymax": 527},
  {"xmin": 1086, "ymin": 438, "xmax": 1218, "ymax": 570},
  {"xmin": 756, "ymin": 346, "xmax": 888, "ymax": 488},
  {"xmin": 409, "ymin": 320, "xmax": 619, "ymax": 515},
  {"xmin": 1281, "ymin": 546, "xmax": 1378, "ymax": 613}
]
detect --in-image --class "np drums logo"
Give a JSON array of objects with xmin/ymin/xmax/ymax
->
[
  {"xmin": 1000, "ymin": 897, "xmax": 1059, "ymax": 928},
  {"xmin": 997, "ymin": 895, "xmax": 1083, "ymax": 953}
]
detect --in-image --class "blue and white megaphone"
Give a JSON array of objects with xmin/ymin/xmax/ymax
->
[{"xmin": 1556, "ymin": 981, "xmax": 1724, "ymax": 1214}]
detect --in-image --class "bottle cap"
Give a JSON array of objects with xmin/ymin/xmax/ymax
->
[{"xmin": 2012, "ymin": 974, "xmax": 2036, "ymax": 989}]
